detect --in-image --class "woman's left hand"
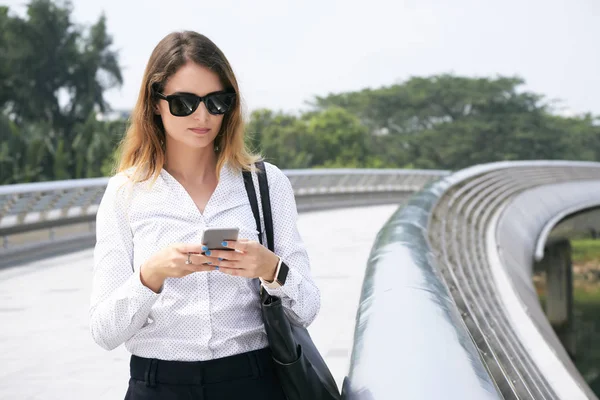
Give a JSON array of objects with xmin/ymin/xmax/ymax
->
[{"xmin": 203, "ymin": 239, "xmax": 279, "ymax": 280}]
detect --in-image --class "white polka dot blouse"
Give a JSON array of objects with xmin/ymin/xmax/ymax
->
[{"xmin": 89, "ymin": 161, "xmax": 321, "ymax": 361}]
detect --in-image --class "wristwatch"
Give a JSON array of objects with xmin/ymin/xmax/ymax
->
[{"xmin": 260, "ymin": 257, "xmax": 289, "ymax": 289}]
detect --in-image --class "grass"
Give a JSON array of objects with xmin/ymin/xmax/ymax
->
[{"xmin": 571, "ymin": 239, "xmax": 600, "ymax": 264}]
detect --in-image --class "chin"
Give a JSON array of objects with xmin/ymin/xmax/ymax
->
[{"xmin": 188, "ymin": 137, "xmax": 216, "ymax": 149}]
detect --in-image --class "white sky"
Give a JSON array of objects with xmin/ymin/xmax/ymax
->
[{"xmin": 4, "ymin": 0, "xmax": 600, "ymax": 116}]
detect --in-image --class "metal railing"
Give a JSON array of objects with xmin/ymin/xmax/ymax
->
[
  {"xmin": 0, "ymin": 168, "xmax": 448, "ymax": 265},
  {"xmin": 343, "ymin": 160, "xmax": 600, "ymax": 400}
]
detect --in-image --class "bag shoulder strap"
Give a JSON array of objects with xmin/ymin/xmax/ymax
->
[
  {"xmin": 255, "ymin": 162, "xmax": 274, "ymax": 252},
  {"xmin": 242, "ymin": 166, "xmax": 262, "ymax": 246},
  {"xmin": 242, "ymin": 161, "xmax": 274, "ymax": 252}
]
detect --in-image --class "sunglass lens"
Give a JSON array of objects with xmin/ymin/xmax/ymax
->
[
  {"xmin": 205, "ymin": 93, "xmax": 235, "ymax": 115},
  {"xmin": 170, "ymin": 94, "xmax": 200, "ymax": 116}
]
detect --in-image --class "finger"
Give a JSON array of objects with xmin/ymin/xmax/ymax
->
[
  {"xmin": 183, "ymin": 260, "xmax": 215, "ymax": 273},
  {"xmin": 211, "ymin": 258, "xmax": 240, "ymax": 269},
  {"xmin": 216, "ymin": 265, "xmax": 249, "ymax": 277},
  {"xmin": 222, "ymin": 239, "xmax": 250, "ymax": 253},
  {"xmin": 181, "ymin": 258, "xmax": 207, "ymax": 272},
  {"xmin": 206, "ymin": 249, "xmax": 244, "ymax": 261},
  {"xmin": 179, "ymin": 254, "xmax": 211, "ymax": 273},
  {"xmin": 175, "ymin": 243, "xmax": 207, "ymax": 254},
  {"xmin": 189, "ymin": 253, "xmax": 214, "ymax": 264}
]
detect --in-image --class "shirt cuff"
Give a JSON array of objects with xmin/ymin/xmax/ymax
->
[
  {"xmin": 129, "ymin": 268, "xmax": 163, "ymax": 301},
  {"xmin": 262, "ymin": 265, "xmax": 302, "ymax": 298}
]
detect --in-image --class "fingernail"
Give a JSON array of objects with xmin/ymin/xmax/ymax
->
[
  {"xmin": 207, "ymin": 262, "xmax": 212, "ymax": 265},
  {"xmin": 221, "ymin": 241, "xmax": 228, "ymax": 246},
  {"xmin": 202, "ymin": 245, "xmax": 208, "ymax": 251},
  {"xmin": 215, "ymin": 266, "xmax": 220, "ymax": 271},
  {"xmin": 218, "ymin": 258, "xmax": 223, "ymax": 261},
  {"xmin": 205, "ymin": 250, "xmax": 211, "ymax": 256}
]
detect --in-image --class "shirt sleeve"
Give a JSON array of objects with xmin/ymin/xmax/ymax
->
[
  {"xmin": 89, "ymin": 174, "xmax": 160, "ymax": 351},
  {"xmin": 261, "ymin": 163, "xmax": 321, "ymax": 328}
]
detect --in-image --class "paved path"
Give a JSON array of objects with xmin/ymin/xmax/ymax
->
[{"xmin": 0, "ymin": 205, "xmax": 398, "ymax": 399}]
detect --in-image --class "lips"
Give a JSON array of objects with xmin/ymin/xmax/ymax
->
[{"xmin": 190, "ymin": 128, "xmax": 211, "ymax": 134}]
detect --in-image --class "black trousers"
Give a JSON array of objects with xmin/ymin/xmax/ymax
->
[{"xmin": 125, "ymin": 347, "xmax": 287, "ymax": 400}]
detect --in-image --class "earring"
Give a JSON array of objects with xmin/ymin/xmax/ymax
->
[{"xmin": 214, "ymin": 133, "xmax": 223, "ymax": 152}]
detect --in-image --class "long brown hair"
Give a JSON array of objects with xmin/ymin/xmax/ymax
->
[{"xmin": 116, "ymin": 31, "xmax": 259, "ymax": 183}]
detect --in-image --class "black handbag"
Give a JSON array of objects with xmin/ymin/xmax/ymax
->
[{"xmin": 242, "ymin": 161, "xmax": 341, "ymax": 400}]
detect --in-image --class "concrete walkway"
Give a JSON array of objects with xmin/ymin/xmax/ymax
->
[{"xmin": 0, "ymin": 205, "xmax": 398, "ymax": 399}]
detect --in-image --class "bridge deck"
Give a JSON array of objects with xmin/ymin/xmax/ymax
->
[{"xmin": 0, "ymin": 205, "xmax": 398, "ymax": 399}]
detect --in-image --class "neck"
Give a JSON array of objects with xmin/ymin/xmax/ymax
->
[{"xmin": 164, "ymin": 141, "xmax": 218, "ymax": 184}]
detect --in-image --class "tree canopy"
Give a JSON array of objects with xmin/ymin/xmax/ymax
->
[
  {"xmin": 251, "ymin": 75, "xmax": 599, "ymax": 170},
  {"xmin": 0, "ymin": 0, "xmax": 123, "ymax": 184},
  {"xmin": 2, "ymin": 1, "xmax": 598, "ymax": 185}
]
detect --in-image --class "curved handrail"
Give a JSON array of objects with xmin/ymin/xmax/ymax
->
[
  {"xmin": 342, "ymin": 178, "xmax": 501, "ymax": 399},
  {"xmin": 430, "ymin": 161, "xmax": 600, "ymax": 399},
  {"xmin": 534, "ymin": 201, "xmax": 600, "ymax": 262},
  {"xmin": 344, "ymin": 160, "xmax": 600, "ymax": 399},
  {"xmin": 492, "ymin": 180, "xmax": 600, "ymax": 399}
]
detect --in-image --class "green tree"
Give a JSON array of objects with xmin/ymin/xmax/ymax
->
[
  {"xmin": 247, "ymin": 109, "xmax": 313, "ymax": 169},
  {"xmin": 312, "ymin": 74, "xmax": 600, "ymax": 169},
  {"xmin": 0, "ymin": 114, "xmax": 54, "ymax": 184},
  {"xmin": 305, "ymin": 107, "xmax": 372, "ymax": 168},
  {"xmin": 247, "ymin": 107, "xmax": 388, "ymax": 169},
  {"xmin": 71, "ymin": 115, "xmax": 127, "ymax": 178},
  {"xmin": 0, "ymin": 0, "xmax": 124, "ymax": 183}
]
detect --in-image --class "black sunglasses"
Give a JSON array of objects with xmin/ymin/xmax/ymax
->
[{"xmin": 155, "ymin": 90, "xmax": 236, "ymax": 117}]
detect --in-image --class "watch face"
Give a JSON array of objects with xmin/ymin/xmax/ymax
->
[{"xmin": 277, "ymin": 262, "xmax": 289, "ymax": 285}]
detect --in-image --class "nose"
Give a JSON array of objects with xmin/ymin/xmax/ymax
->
[{"xmin": 191, "ymin": 100, "xmax": 210, "ymax": 122}]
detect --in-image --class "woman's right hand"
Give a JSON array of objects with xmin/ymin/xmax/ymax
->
[{"xmin": 140, "ymin": 243, "xmax": 213, "ymax": 293}]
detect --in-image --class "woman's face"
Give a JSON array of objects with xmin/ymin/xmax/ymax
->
[{"xmin": 156, "ymin": 62, "xmax": 226, "ymax": 151}]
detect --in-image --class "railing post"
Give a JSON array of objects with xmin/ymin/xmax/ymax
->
[{"xmin": 538, "ymin": 238, "xmax": 575, "ymax": 361}]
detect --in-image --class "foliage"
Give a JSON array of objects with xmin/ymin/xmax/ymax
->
[
  {"xmin": 572, "ymin": 239, "xmax": 600, "ymax": 264},
  {"xmin": 247, "ymin": 75, "xmax": 599, "ymax": 172},
  {"xmin": 2, "ymin": 2, "xmax": 599, "ymax": 185},
  {"xmin": 0, "ymin": 0, "xmax": 123, "ymax": 184}
]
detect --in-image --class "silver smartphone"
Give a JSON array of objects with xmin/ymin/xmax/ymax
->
[{"xmin": 201, "ymin": 227, "xmax": 239, "ymax": 251}]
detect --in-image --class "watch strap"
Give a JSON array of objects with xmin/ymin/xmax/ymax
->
[{"xmin": 260, "ymin": 257, "xmax": 281, "ymax": 287}]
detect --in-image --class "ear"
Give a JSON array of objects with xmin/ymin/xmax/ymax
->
[{"xmin": 151, "ymin": 83, "xmax": 162, "ymax": 115}]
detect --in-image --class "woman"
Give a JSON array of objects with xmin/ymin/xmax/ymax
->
[{"xmin": 89, "ymin": 31, "xmax": 321, "ymax": 399}]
